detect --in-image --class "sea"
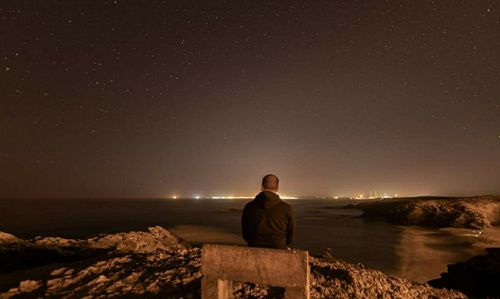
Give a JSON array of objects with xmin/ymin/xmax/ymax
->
[{"xmin": 1, "ymin": 198, "xmax": 498, "ymax": 282}]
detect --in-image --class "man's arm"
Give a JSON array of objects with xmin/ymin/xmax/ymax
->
[{"xmin": 286, "ymin": 205, "xmax": 295, "ymax": 246}]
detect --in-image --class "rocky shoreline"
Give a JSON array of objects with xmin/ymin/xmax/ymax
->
[
  {"xmin": 0, "ymin": 226, "xmax": 465, "ymax": 299},
  {"xmin": 350, "ymin": 196, "xmax": 500, "ymax": 229},
  {"xmin": 429, "ymin": 247, "xmax": 500, "ymax": 298}
]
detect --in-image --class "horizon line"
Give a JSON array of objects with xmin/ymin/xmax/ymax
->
[{"xmin": 1, "ymin": 194, "xmax": 498, "ymax": 200}]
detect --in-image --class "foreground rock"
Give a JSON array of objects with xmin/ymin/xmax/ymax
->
[
  {"xmin": 308, "ymin": 255, "xmax": 464, "ymax": 299},
  {"xmin": 429, "ymin": 247, "xmax": 500, "ymax": 298},
  {"xmin": 0, "ymin": 227, "xmax": 465, "ymax": 298},
  {"xmin": 354, "ymin": 196, "xmax": 500, "ymax": 229},
  {"xmin": 0, "ymin": 226, "xmax": 187, "ymax": 275}
]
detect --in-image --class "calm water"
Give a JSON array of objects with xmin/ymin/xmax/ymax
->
[{"xmin": 1, "ymin": 198, "xmax": 498, "ymax": 282}]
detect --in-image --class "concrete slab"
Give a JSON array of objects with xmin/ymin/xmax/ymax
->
[{"xmin": 201, "ymin": 244, "xmax": 310, "ymax": 299}]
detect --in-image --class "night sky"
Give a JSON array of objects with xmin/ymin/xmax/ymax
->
[{"xmin": 1, "ymin": 1, "xmax": 499, "ymax": 198}]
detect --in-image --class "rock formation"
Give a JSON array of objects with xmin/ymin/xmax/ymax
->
[
  {"xmin": 429, "ymin": 247, "xmax": 500, "ymax": 298},
  {"xmin": 0, "ymin": 227, "xmax": 466, "ymax": 298},
  {"xmin": 0, "ymin": 226, "xmax": 187, "ymax": 275},
  {"xmin": 356, "ymin": 196, "xmax": 500, "ymax": 229}
]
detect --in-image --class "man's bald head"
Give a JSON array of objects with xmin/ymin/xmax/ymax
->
[{"xmin": 261, "ymin": 174, "xmax": 279, "ymax": 192}]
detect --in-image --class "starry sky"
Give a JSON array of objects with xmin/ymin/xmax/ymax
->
[{"xmin": 1, "ymin": 1, "xmax": 499, "ymax": 198}]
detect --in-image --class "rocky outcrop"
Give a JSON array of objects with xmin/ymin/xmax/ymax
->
[
  {"xmin": 0, "ymin": 226, "xmax": 187, "ymax": 274},
  {"xmin": 86, "ymin": 225, "xmax": 189, "ymax": 253},
  {"xmin": 308, "ymin": 255, "xmax": 465, "ymax": 299},
  {"xmin": 0, "ymin": 249, "xmax": 201, "ymax": 298},
  {"xmin": 0, "ymin": 232, "xmax": 25, "ymax": 247},
  {"xmin": 356, "ymin": 196, "xmax": 500, "ymax": 229},
  {"xmin": 30, "ymin": 225, "xmax": 188, "ymax": 254},
  {"xmin": 429, "ymin": 247, "xmax": 500, "ymax": 298},
  {"xmin": 0, "ymin": 227, "xmax": 466, "ymax": 298}
]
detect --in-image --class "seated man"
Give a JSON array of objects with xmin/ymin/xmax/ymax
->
[{"xmin": 241, "ymin": 174, "xmax": 296, "ymax": 249}]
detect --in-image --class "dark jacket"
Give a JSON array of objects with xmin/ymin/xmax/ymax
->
[{"xmin": 241, "ymin": 191, "xmax": 295, "ymax": 249}]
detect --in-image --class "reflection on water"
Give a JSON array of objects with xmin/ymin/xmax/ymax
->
[
  {"xmin": 394, "ymin": 226, "xmax": 500, "ymax": 281},
  {"xmin": 0, "ymin": 198, "xmax": 498, "ymax": 282}
]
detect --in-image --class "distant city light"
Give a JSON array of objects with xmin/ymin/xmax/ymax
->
[
  {"xmin": 210, "ymin": 195, "xmax": 299, "ymax": 200},
  {"xmin": 328, "ymin": 191, "xmax": 399, "ymax": 200},
  {"xmin": 211, "ymin": 196, "xmax": 253, "ymax": 199},
  {"xmin": 164, "ymin": 192, "xmax": 403, "ymax": 200}
]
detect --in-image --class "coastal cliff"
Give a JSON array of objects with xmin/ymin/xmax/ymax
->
[
  {"xmin": 0, "ymin": 226, "xmax": 465, "ymax": 299},
  {"xmin": 355, "ymin": 196, "xmax": 500, "ymax": 229}
]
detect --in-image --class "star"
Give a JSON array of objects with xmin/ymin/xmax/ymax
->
[{"xmin": 0, "ymin": 0, "xmax": 498, "ymax": 198}]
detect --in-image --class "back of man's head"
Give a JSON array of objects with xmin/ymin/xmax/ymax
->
[{"xmin": 261, "ymin": 174, "xmax": 279, "ymax": 192}]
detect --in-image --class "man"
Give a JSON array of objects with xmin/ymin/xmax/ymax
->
[{"xmin": 241, "ymin": 174, "xmax": 296, "ymax": 249}]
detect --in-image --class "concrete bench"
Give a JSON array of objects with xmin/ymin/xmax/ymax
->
[{"xmin": 201, "ymin": 244, "xmax": 310, "ymax": 299}]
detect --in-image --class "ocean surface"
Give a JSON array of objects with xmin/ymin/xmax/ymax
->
[{"xmin": 1, "ymin": 198, "xmax": 498, "ymax": 282}]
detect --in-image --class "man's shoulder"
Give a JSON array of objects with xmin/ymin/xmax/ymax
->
[
  {"xmin": 243, "ymin": 199, "xmax": 257, "ymax": 209},
  {"xmin": 277, "ymin": 200, "xmax": 293, "ymax": 211}
]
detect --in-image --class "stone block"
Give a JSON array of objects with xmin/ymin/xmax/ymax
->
[{"xmin": 201, "ymin": 244, "xmax": 309, "ymax": 299}]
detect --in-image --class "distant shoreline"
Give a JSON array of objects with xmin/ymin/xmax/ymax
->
[{"xmin": 334, "ymin": 195, "xmax": 500, "ymax": 229}]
